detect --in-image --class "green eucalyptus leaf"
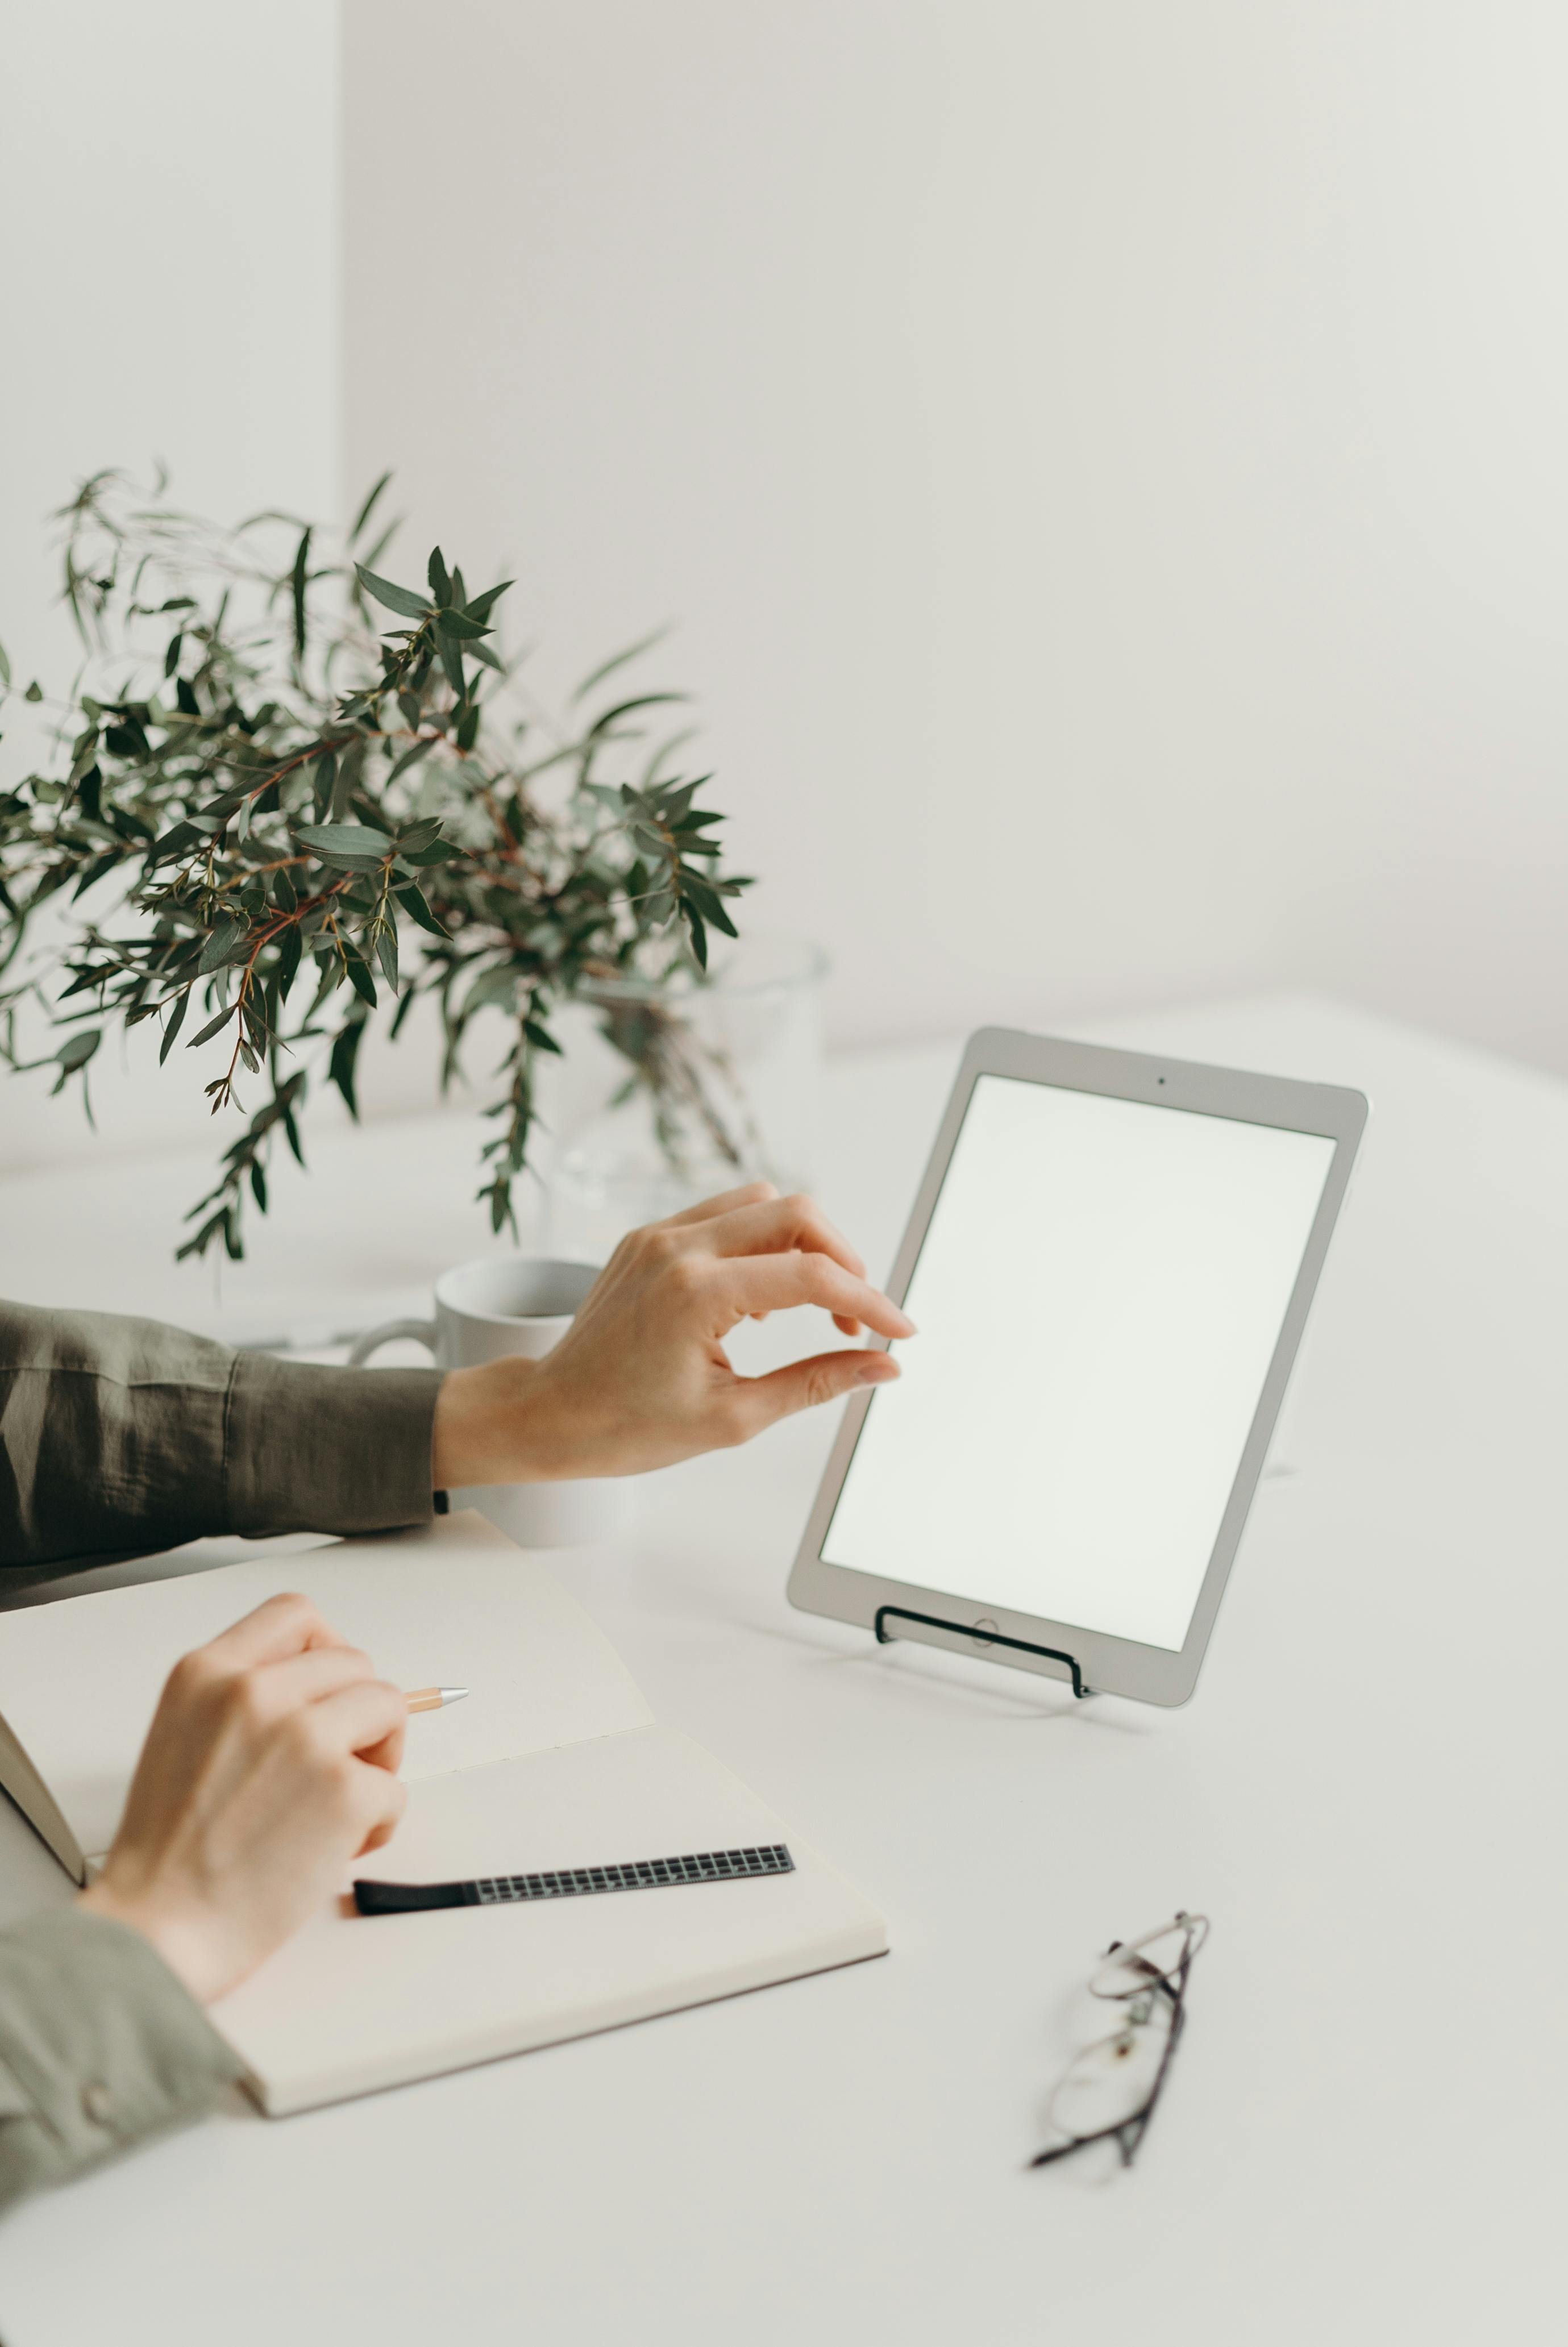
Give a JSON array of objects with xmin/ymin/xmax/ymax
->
[
  {"xmin": 386, "ymin": 736, "xmax": 435, "ymax": 785},
  {"xmin": 310, "ymin": 747, "xmax": 336, "ymax": 820},
  {"xmin": 683, "ymin": 881, "xmax": 738, "ymax": 939},
  {"xmin": 290, "ymin": 525, "xmax": 312, "ymax": 658},
  {"xmin": 198, "ymin": 917, "xmax": 249, "ymax": 975},
  {"xmin": 678, "ymin": 874, "xmax": 725, "ymax": 919},
  {"xmin": 276, "ymin": 925, "xmax": 303, "ymax": 997},
  {"xmin": 395, "ymin": 816, "xmax": 443, "ymax": 852},
  {"xmin": 186, "ymin": 1005, "xmax": 236, "ymax": 1050},
  {"xmin": 175, "ymin": 1210, "xmax": 226, "ymax": 1264},
  {"xmin": 435, "ymin": 606, "xmax": 491, "ymax": 641},
  {"xmin": 332, "ymin": 737, "xmax": 363, "ymax": 821},
  {"xmin": 295, "ymin": 821, "xmax": 393, "ymax": 870},
  {"xmin": 461, "ymin": 964, "xmax": 519, "ymax": 1017},
  {"xmin": 354, "ymin": 564, "xmax": 431, "ymax": 621},
  {"xmin": 394, "ymin": 882, "xmax": 450, "ymax": 937},
  {"xmin": 55, "ymin": 1028, "xmax": 101, "ymax": 1073},
  {"xmin": 585, "ymin": 692, "xmax": 686, "ymax": 740},
  {"xmin": 569, "ymin": 626, "xmax": 672, "ymax": 704},
  {"xmin": 328, "ymin": 1018, "xmax": 365, "ymax": 1118},
  {"xmin": 462, "ymin": 580, "xmax": 512, "ymax": 626},
  {"xmin": 350, "ymin": 470, "xmax": 393, "ymax": 546},
  {"xmin": 157, "ymin": 989, "xmax": 190, "ymax": 1064},
  {"xmin": 343, "ymin": 944, "xmax": 379, "ymax": 1008}
]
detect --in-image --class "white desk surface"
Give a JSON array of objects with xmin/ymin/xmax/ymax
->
[{"xmin": 0, "ymin": 993, "xmax": 1563, "ymax": 2344}]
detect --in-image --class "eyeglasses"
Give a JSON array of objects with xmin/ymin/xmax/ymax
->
[{"xmin": 1029, "ymin": 1911, "xmax": 1209, "ymax": 2173}]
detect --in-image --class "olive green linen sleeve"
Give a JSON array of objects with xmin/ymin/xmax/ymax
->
[
  {"xmin": 0, "ymin": 1905, "xmax": 243, "ymax": 2208},
  {"xmin": 0, "ymin": 1300, "xmax": 443, "ymax": 1578}
]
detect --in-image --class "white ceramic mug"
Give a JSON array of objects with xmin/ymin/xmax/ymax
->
[{"xmin": 348, "ymin": 1256, "xmax": 632, "ymax": 1548}]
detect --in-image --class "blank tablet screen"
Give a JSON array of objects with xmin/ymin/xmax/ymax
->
[{"xmin": 821, "ymin": 1075, "xmax": 1336, "ymax": 1651}]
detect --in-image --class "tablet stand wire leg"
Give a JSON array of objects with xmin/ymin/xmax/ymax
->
[{"xmin": 873, "ymin": 1605, "xmax": 1093, "ymax": 1698}]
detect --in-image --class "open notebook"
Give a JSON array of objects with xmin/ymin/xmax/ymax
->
[{"xmin": 0, "ymin": 1515, "xmax": 885, "ymax": 2116}]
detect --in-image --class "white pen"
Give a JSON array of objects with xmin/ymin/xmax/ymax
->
[{"xmin": 402, "ymin": 1687, "xmax": 470, "ymax": 1714}]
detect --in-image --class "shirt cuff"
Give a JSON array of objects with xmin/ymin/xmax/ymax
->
[
  {"xmin": 224, "ymin": 1354, "xmax": 444, "ymax": 1539},
  {"xmin": 0, "ymin": 1907, "xmax": 243, "ymax": 2207}
]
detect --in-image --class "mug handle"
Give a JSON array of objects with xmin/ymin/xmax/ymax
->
[{"xmin": 347, "ymin": 1317, "xmax": 437, "ymax": 1366}]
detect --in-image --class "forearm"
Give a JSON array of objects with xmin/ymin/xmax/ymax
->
[
  {"xmin": 0, "ymin": 1907, "xmax": 242, "ymax": 2209},
  {"xmin": 0, "ymin": 1301, "xmax": 442, "ymax": 1576}
]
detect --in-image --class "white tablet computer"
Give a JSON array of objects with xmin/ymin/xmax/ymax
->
[{"xmin": 788, "ymin": 1028, "xmax": 1367, "ymax": 1706}]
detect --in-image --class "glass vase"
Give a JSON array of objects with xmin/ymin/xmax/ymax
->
[{"xmin": 543, "ymin": 934, "xmax": 827, "ymax": 1260}]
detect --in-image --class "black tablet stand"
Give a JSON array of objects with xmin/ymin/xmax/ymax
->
[{"xmin": 873, "ymin": 1605, "xmax": 1092, "ymax": 1699}]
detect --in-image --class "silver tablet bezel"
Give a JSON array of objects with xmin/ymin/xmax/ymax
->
[{"xmin": 787, "ymin": 1026, "xmax": 1368, "ymax": 1707}]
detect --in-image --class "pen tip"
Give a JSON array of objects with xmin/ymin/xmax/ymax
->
[{"xmin": 440, "ymin": 1687, "xmax": 470, "ymax": 1705}]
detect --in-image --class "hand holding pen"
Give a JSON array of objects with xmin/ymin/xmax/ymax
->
[{"xmin": 80, "ymin": 1593, "xmax": 417, "ymax": 2005}]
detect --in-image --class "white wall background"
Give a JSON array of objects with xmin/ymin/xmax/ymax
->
[
  {"xmin": 6, "ymin": 0, "xmax": 1568, "ymax": 1184},
  {"xmin": 343, "ymin": 0, "xmax": 1568, "ymax": 1071},
  {"xmin": 0, "ymin": 0, "xmax": 340, "ymax": 1169}
]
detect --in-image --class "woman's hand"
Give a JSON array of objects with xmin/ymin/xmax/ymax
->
[
  {"xmin": 79, "ymin": 1593, "xmax": 406, "ymax": 2004},
  {"xmin": 432, "ymin": 1181, "xmax": 914, "ymax": 1488}
]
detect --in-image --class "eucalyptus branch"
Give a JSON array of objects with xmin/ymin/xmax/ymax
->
[{"xmin": 0, "ymin": 471, "xmax": 751, "ymax": 1257}]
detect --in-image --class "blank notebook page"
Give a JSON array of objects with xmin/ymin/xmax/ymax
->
[
  {"xmin": 0, "ymin": 1517, "xmax": 652, "ymax": 1862},
  {"xmin": 213, "ymin": 1724, "xmax": 885, "ymax": 2116}
]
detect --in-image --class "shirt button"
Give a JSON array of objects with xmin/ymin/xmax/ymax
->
[{"xmin": 81, "ymin": 2081, "xmax": 113, "ymax": 2127}]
